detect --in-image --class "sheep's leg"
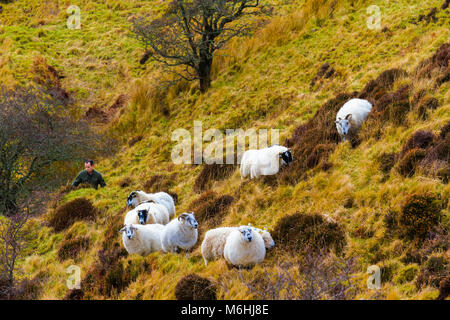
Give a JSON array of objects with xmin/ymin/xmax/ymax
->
[
  {"xmin": 203, "ymin": 257, "xmax": 208, "ymax": 266},
  {"xmin": 185, "ymin": 250, "xmax": 189, "ymax": 259}
]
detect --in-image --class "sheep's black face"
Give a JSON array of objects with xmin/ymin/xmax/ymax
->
[
  {"xmin": 280, "ymin": 150, "xmax": 293, "ymax": 166},
  {"xmin": 138, "ymin": 210, "xmax": 148, "ymax": 225},
  {"xmin": 127, "ymin": 191, "xmax": 137, "ymax": 207},
  {"xmin": 239, "ymin": 226, "xmax": 253, "ymax": 242}
]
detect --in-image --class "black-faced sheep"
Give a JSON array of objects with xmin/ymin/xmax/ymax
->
[
  {"xmin": 127, "ymin": 190, "xmax": 176, "ymax": 219},
  {"xmin": 240, "ymin": 145, "xmax": 292, "ymax": 179}
]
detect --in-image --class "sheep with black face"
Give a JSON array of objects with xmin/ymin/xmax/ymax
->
[
  {"xmin": 136, "ymin": 201, "xmax": 170, "ymax": 225},
  {"xmin": 240, "ymin": 145, "xmax": 293, "ymax": 179},
  {"xmin": 127, "ymin": 190, "xmax": 176, "ymax": 219}
]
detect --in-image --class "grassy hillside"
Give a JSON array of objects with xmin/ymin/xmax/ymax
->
[{"xmin": 1, "ymin": 0, "xmax": 448, "ymax": 299}]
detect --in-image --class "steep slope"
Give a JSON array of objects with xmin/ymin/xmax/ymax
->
[{"xmin": 1, "ymin": 0, "xmax": 448, "ymax": 299}]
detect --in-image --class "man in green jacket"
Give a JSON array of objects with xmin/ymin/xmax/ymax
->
[{"xmin": 72, "ymin": 160, "xmax": 106, "ymax": 189}]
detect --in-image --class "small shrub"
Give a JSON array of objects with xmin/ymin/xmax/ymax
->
[
  {"xmin": 416, "ymin": 254, "xmax": 448, "ymax": 289},
  {"xmin": 437, "ymin": 166, "xmax": 449, "ymax": 184},
  {"xmin": 175, "ymin": 274, "xmax": 217, "ymax": 300},
  {"xmin": 272, "ymin": 213, "xmax": 346, "ymax": 254},
  {"xmin": 398, "ymin": 193, "xmax": 442, "ymax": 239},
  {"xmin": 358, "ymin": 68, "xmax": 408, "ymax": 101},
  {"xmin": 58, "ymin": 236, "xmax": 90, "ymax": 261},
  {"xmin": 438, "ymin": 275, "xmax": 450, "ymax": 300},
  {"xmin": 1, "ymin": 276, "xmax": 43, "ymax": 300},
  {"xmin": 415, "ymin": 43, "xmax": 449, "ymax": 79},
  {"xmin": 63, "ymin": 289, "xmax": 84, "ymax": 300},
  {"xmin": 400, "ymin": 130, "xmax": 435, "ymax": 157},
  {"xmin": 396, "ymin": 148, "xmax": 426, "ymax": 177},
  {"xmin": 189, "ymin": 191, "xmax": 234, "ymax": 227},
  {"xmin": 394, "ymin": 265, "xmax": 419, "ymax": 284},
  {"xmin": 194, "ymin": 164, "xmax": 235, "ymax": 192},
  {"xmin": 48, "ymin": 198, "xmax": 97, "ymax": 232},
  {"xmin": 378, "ymin": 152, "xmax": 397, "ymax": 175},
  {"xmin": 82, "ymin": 244, "xmax": 130, "ymax": 298}
]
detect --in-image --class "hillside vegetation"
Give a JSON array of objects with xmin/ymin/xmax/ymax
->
[{"xmin": 0, "ymin": 0, "xmax": 448, "ymax": 299}]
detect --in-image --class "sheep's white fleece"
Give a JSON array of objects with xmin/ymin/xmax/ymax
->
[
  {"xmin": 124, "ymin": 204, "xmax": 156, "ymax": 226},
  {"xmin": 161, "ymin": 216, "xmax": 198, "ymax": 253},
  {"xmin": 201, "ymin": 227, "xmax": 274, "ymax": 265},
  {"xmin": 240, "ymin": 145, "xmax": 289, "ymax": 179},
  {"xmin": 223, "ymin": 229, "xmax": 266, "ymax": 267},
  {"xmin": 122, "ymin": 224, "xmax": 165, "ymax": 256},
  {"xmin": 138, "ymin": 201, "xmax": 170, "ymax": 225},
  {"xmin": 335, "ymin": 98, "xmax": 372, "ymax": 139},
  {"xmin": 128, "ymin": 191, "xmax": 176, "ymax": 219}
]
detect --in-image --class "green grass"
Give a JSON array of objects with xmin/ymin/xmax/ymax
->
[{"xmin": 0, "ymin": 0, "xmax": 448, "ymax": 299}]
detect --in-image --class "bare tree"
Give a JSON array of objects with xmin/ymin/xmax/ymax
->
[
  {"xmin": 132, "ymin": 0, "xmax": 267, "ymax": 92},
  {"xmin": 0, "ymin": 205, "xmax": 30, "ymax": 299},
  {"xmin": 0, "ymin": 86, "xmax": 109, "ymax": 215}
]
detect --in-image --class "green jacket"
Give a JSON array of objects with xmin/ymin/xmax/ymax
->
[{"xmin": 72, "ymin": 170, "xmax": 106, "ymax": 189}]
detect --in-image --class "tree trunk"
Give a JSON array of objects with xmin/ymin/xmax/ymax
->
[{"xmin": 198, "ymin": 55, "xmax": 212, "ymax": 93}]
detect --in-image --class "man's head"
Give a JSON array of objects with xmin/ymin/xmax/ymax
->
[{"xmin": 84, "ymin": 160, "xmax": 95, "ymax": 174}]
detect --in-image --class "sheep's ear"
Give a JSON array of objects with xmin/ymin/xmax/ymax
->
[
  {"xmin": 119, "ymin": 226, "xmax": 126, "ymax": 233},
  {"xmin": 335, "ymin": 120, "xmax": 340, "ymax": 124},
  {"xmin": 178, "ymin": 213, "xmax": 188, "ymax": 221},
  {"xmin": 345, "ymin": 114, "xmax": 352, "ymax": 120}
]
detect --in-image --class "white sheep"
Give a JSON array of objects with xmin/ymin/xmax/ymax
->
[
  {"xmin": 135, "ymin": 201, "xmax": 170, "ymax": 225},
  {"xmin": 127, "ymin": 190, "xmax": 176, "ymax": 219},
  {"xmin": 160, "ymin": 212, "xmax": 198, "ymax": 257},
  {"xmin": 201, "ymin": 226, "xmax": 274, "ymax": 266},
  {"xmin": 335, "ymin": 98, "xmax": 372, "ymax": 141},
  {"xmin": 120, "ymin": 223, "xmax": 165, "ymax": 256},
  {"xmin": 123, "ymin": 204, "xmax": 156, "ymax": 226},
  {"xmin": 240, "ymin": 145, "xmax": 292, "ymax": 179},
  {"xmin": 223, "ymin": 226, "xmax": 266, "ymax": 268}
]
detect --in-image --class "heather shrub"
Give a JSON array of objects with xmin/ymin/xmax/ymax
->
[
  {"xmin": 416, "ymin": 254, "xmax": 449, "ymax": 289},
  {"xmin": 398, "ymin": 193, "xmax": 442, "ymax": 239},
  {"xmin": 175, "ymin": 274, "xmax": 217, "ymax": 300},
  {"xmin": 48, "ymin": 198, "xmax": 97, "ymax": 232},
  {"xmin": 58, "ymin": 236, "xmax": 90, "ymax": 261},
  {"xmin": 378, "ymin": 152, "xmax": 397, "ymax": 175},
  {"xmin": 272, "ymin": 213, "xmax": 346, "ymax": 254}
]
